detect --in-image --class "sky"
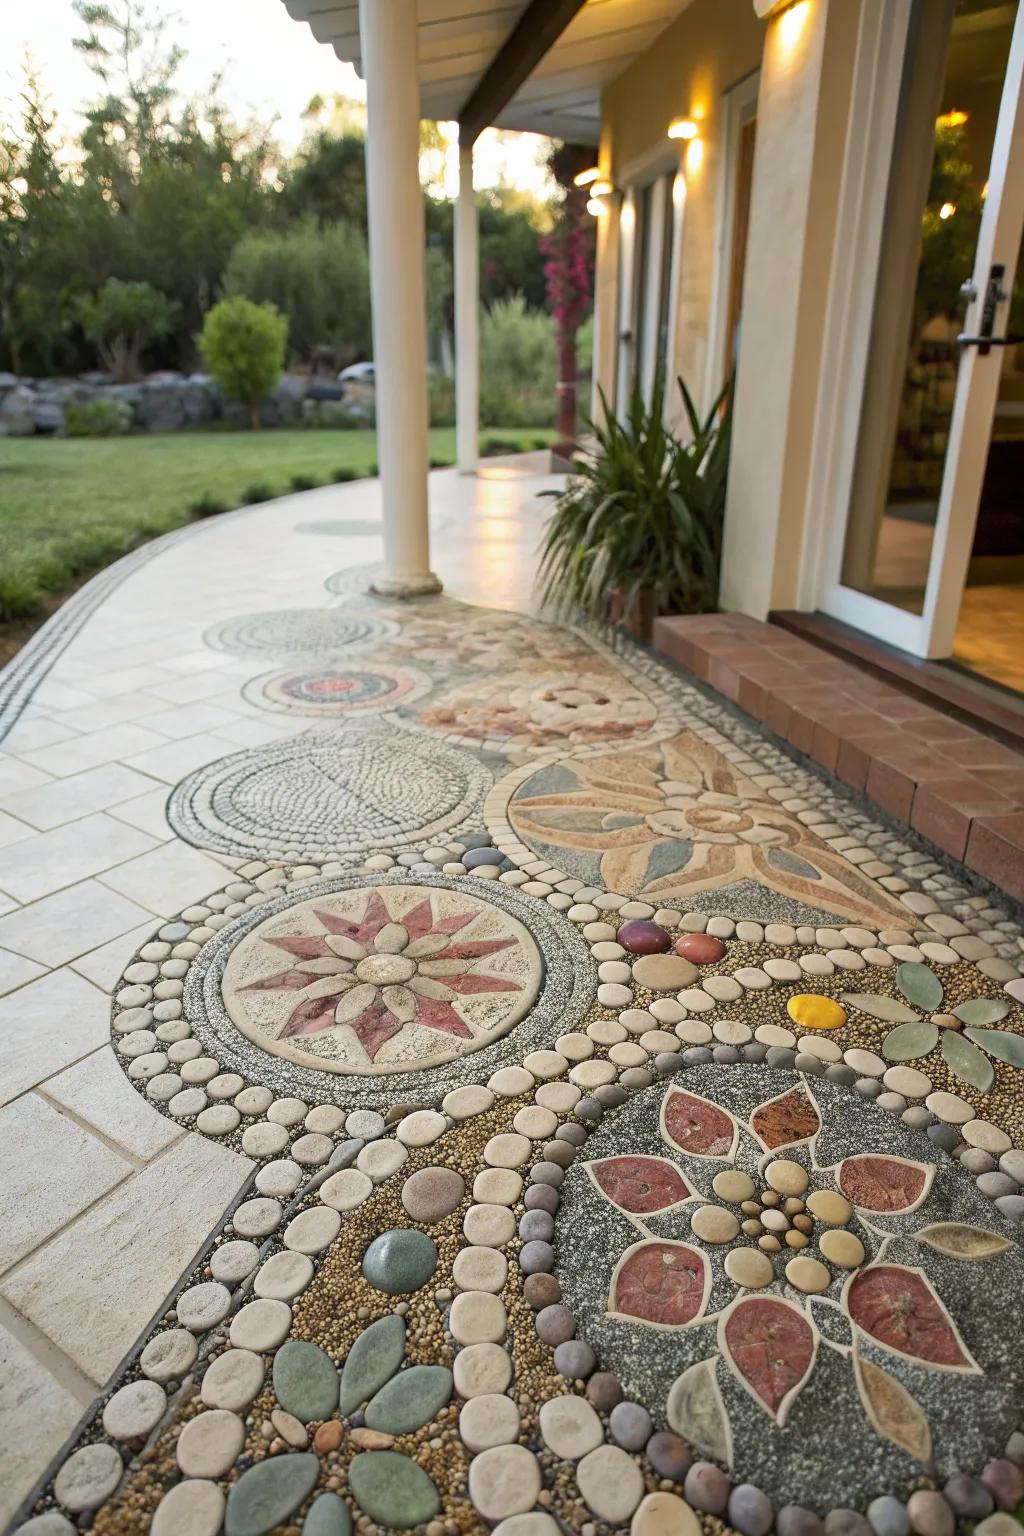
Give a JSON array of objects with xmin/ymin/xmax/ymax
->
[{"xmin": 3, "ymin": 0, "xmax": 554, "ymax": 196}]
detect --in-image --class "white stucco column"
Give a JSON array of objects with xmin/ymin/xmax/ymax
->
[
  {"xmin": 359, "ymin": 0, "xmax": 441, "ymax": 596},
  {"xmin": 455, "ymin": 137, "xmax": 479, "ymax": 474}
]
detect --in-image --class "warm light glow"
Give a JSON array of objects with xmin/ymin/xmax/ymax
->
[
  {"xmin": 586, "ymin": 197, "xmax": 603, "ymax": 217},
  {"xmin": 620, "ymin": 198, "xmax": 635, "ymax": 235},
  {"xmin": 668, "ymin": 117, "xmax": 699, "ymax": 141},
  {"xmin": 672, "ymin": 171, "xmax": 686, "ymax": 208},
  {"xmin": 777, "ymin": 0, "xmax": 810, "ymax": 53},
  {"xmin": 573, "ymin": 165, "xmax": 601, "ymax": 187},
  {"xmin": 590, "ymin": 179, "xmax": 613, "ymax": 198},
  {"xmin": 982, "ymin": 180, "xmax": 989, "ymax": 199},
  {"xmin": 939, "ymin": 201, "xmax": 956, "ymax": 220},
  {"xmin": 936, "ymin": 109, "xmax": 968, "ymax": 129},
  {"xmin": 685, "ymin": 138, "xmax": 704, "ymax": 176}
]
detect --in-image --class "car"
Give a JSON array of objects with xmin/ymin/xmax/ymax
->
[{"xmin": 337, "ymin": 360, "xmax": 375, "ymax": 418}]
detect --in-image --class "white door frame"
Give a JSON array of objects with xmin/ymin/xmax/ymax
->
[
  {"xmin": 704, "ymin": 68, "xmax": 760, "ymax": 416},
  {"xmin": 614, "ymin": 149, "xmax": 685, "ymax": 419},
  {"xmin": 802, "ymin": 0, "xmax": 1024, "ymax": 658}
]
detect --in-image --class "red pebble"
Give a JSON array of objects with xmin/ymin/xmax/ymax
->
[
  {"xmin": 675, "ymin": 933, "xmax": 726, "ymax": 964},
  {"xmin": 616, "ymin": 920, "xmax": 671, "ymax": 955}
]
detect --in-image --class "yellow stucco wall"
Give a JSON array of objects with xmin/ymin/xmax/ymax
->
[{"xmin": 594, "ymin": 0, "xmax": 766, "ymax": 414}]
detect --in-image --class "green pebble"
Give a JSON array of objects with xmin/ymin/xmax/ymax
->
[
  {"xmin": 882, "ymin": 1020, "xmax": 939, "ymax": 1062},
  {"xmin": 349, "ymin": 1451, "xmax": 441, "ymax": 1529},
  {"xmin": 273, "ymin": 1340, "xmax": 340, "ymax": 1423},
  {"xmin": 225, "ymin": 1453, "xmax": 320, "ymax": 1536},
  {"xmin": 941, "ymin": 1030, "xmax": 994, "ymax": 1092},
  {"xmin": 361, "ymin": 1229, "xmax": 437, "ymax": 1296},
  {"xmin": 303, "ymin": 1492, "xmax": 353, "ymax": 1536},
  {"xmin": 365, "ymin": 1365, "xmax": 453, "ymax": 1434},
  {"xmin": 895, "ymin": 961, "xmax": 943, "ymax": 1012},
  {"xmin": 338, "ymin": 1314, "xmax": 406, "ymax": 1416}
]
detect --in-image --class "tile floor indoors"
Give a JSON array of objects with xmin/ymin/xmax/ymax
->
[{"xmin": 1, "ymin": 461, "xmax": 1022, "ymax": 1536}]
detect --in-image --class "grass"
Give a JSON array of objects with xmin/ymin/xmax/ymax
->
[{"xmin": 0, "ymin": 426, "xmax": 554, "ymax": 623}]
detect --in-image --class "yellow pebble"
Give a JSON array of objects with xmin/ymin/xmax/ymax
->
[
  {"xmin": 820, "ymin": 1229, "xmax": 865, "ymax": 1268},
  {"xmin": 806, "ymin": 1190, "xmax": 853, "ymax": 1225},
  {"xmin": 713, "ymin": 1171, "xmax": 755, "ymax": 1203},
  {"xmin": 766, "ymin": 1159, "xmax": 809, "ymax": 1197},
  {"xmin": 786, "ymin": 994, "xmax": 847, "ymax": 1031},
  {"xmin": 785, "ymin": 1255, "xmax": 831, "ymax": 1293}
]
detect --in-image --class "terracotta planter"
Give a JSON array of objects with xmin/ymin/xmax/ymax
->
[{"xmin": 608, "ymin": 588, "xmax": 658, "ymax": 645}]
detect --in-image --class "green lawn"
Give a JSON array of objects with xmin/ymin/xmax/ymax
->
[{"xmin": 0, "ymin": 426, "xmax": 554, "ymax": 621}]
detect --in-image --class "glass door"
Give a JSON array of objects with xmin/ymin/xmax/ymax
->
[{"xmin": 823, "ymin": 0, "xmax": 1024, "ymax": 667}]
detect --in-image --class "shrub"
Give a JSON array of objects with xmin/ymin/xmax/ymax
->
[
  {"xmin": 240, "ymin": 483, "xmax": 274, "ymax": 504},
  {"xmin": 428, "ymin": 373, "xmax": 455, "ymax": 428},
  {"xmin": 65, "ymin": 396, "xmax": 134, "ymax": 438},
  {"xmin": 79, "ymin": 279, "xmax": 176, "ymax": 382},
  {"xmin": 480, "ymin": 296, "xmax": 555, "ymax": 429},
  {"xmin": 481, "ymin": 435, "xmax": 520, "ymax": 457},
  {"xmin": 189, "ymin": 493, "xmax": 229, "ymax": 518},
  {"xmin": 225, "ymin": 221, "xmax": 371, "ymax": 368},
  {"xmin": 302, "ymin": 402, "xmax": 366, "ymax": 430},
  {"xmin": 0, "ymin": 571, "xmax": 45, "ymax": 622},
  {"xmin": 290, "ymin": 473, "xmax": 319, "ymax": 492},
  {"xmin": 331, "ymin": 466, "xmax": 358, "ymax": 482},
  {"xmin": 198, "ymin": 297, "xmax": 288, "ymax": 431}
]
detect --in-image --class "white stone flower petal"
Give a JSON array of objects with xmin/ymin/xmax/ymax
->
[
  {"xmin": 382, "ymin": 985, "xmax": 416, "ymax": 1022},
  {"xmin": 306, "ymin": 975, "xmax": 356, "ymax": 1000},
  {"xmin": 374, "ymin": 923, "xmax": 409, "ymax": 954},
  {"xmin": 324, "ymin": 935, "xmax": 368, "ymax": 961},
  {"xmin": 409, "ymin": 976, "xmax": 456, "ymax": 1002},
  {"xmin": 334, "ymin": 983, "xmax": 379, "ymax": 1022},
  {"xmin": 299, "ymin": 957, "xmax": 354, "ymax": 976},
  {"xmin": 404, "ymin": 934, "xmax": 451, "ymax": 959}
]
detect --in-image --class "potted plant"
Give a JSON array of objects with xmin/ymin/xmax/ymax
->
[{"xmin": 537, "ymin": 376, "xmax": 731, "ymax": 641}]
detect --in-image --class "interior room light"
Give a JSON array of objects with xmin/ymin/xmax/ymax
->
[
  {"xmin": 573, "ymin": 166, "xmax": 601, "ymax": 187},
  {"xmin": 586, "ymin": 198, "xmax": 603, "ymax": 217},
  {"xmin": 589, "ymin": 179, "xmax": 613, "ymax": 198},
  {"xmin": 668, "ymin": 117, "xmax": 699, "ymax": 141},
  {"xmin": 936, "ymin": 109, "xmax": 968, "ymax": 129},
  {"xmin": 939, "ymin": 202, "xmax": 956, "ymax": 220}
]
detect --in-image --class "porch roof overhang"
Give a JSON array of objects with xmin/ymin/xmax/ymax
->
[{"xmin": 280, "ymin": 0, "xmax": 695, "ymax": 145}]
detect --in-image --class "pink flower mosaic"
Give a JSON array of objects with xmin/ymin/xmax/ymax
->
[
  {"xmin": 586, "ymin": 1079, "xmax": 1007, "ymax": 1459},
  {"xmin": 220, "ymin": 884, "xmax": 541, "ymax": 1075}
]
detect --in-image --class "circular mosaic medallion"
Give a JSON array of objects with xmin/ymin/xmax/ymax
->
[
  {"xmin": 180, "ymin": 868, "xmax": 594, "ymax": 1107},
  {"xmin": 557, "ymin": 1064, "xmax": 1024, "ymax": 1510},
  {"xmin": 220, "ymin": 882, "xmax": 541, "ymax": 1074},
  {"xmin": 419, "ymin": 669, "xmax": 661, "ymax": 751},
  {"xmin": 243, "ymin": 661, "xmax": 432, "ymax": 717},
  {"xmin": 203, "ymin": 608, "xmax": 396, "ymax": 658},
  {"xmin": 166, "ymin": 723, "xmax": 493, "ymax": 863}
]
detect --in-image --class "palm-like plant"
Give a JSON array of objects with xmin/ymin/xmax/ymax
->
[{"xmin": 538, "ymin": 376, "xmax": 731, "ymax": 634}]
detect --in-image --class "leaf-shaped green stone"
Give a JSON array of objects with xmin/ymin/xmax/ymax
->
[
  {"xmin": 339, "ymin": 1315, "xmax": 405, "ymax": 1416},
  {"xmin": 896, "ymin": 962, "xmax": 943, "ymax": 1011},
  {"xmin": 953, "ymin": 998, "xmax": 1011, "ymax": 1026},
  {"xmin": 226, "ymin": 1454, "xmax": 320, "ymax": 1536},
  {"xmin": 882, "ymin": 1021, "xmax": 939, "ymax": 1062},
  {"xmin": 941, "ymin": 1030, "xmax": 994, "ymax": 1093},
  {"xmin": 349, "ymin": 1451, "xmax": 440, "ymax": 1528},
  {"xmin": 365, "ymin": 1365, "xmax": 453, "ymax": 1434},
  {"xmin": 965, "ymin": 1028, "xmax": 1024, "ymax": 1068},
  {"xmin": 842, "ymin": 994, "xmax": 921, "ymax": 1023}
]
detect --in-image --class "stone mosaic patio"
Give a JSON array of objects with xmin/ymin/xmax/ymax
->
[{"xmin": 3, "ymin": 476, "xmax": 1024, "ymax": 1536}]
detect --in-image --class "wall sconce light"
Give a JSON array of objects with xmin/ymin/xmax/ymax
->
[
  {"xmin": 939, "ymin": 201, "xmax": 956, "ymax": 220},
  {"xmin": 586, "ymin": 198, "xmax": 603, "ymax": 216},
  {"xmin": 667, "ymin": 117, "xmax": 699, "ymax": 141},
  {"xmin": 573, "ymin": 165, "xmax": 601, "ymax": 187}
]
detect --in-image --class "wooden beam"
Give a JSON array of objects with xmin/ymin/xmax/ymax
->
[{"xmin": 458, "ymin": 0, "xmax": 588, "ymax": 144}]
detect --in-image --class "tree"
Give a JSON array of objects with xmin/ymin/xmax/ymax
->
[
  {"xmin": 279, "ymin": 131, "xmax": 367, "ymax": 232},
  {"xmin": 542, "ymin": 143, "xmax": 595, "ymax": 454},
  {"xmin": 79, "ymin": 277, "xmax": 175, "ymax": 379},
  {"xmin": 225, "ymin": 221, "xmax": 371, "ymax": 367},
  {"xmin": 198, "ymin": 296, "xmax": 287, "ymax": 429}
]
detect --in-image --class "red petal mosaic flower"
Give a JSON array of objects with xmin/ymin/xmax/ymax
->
[
  {"xmin": 845, "ymin": 1265, "xmax": 980, "ymax": 1372},
  {"xmin": 588, "ymin": 1155, "xmax": 693, "ymax": 1214},
  {"xmin": 721, "ymin": 1297, "xmax": 816, "ymax": 1425},
  {"xmin": 661, "ymin": 1088, "xmax": 738, "ymax": 1159},
  {"xmin": 610, "ymin": 1240, "xmax": 709, "ymax": 1328},
  {"xmin": 751, "ymin": 1085, "xmax": 821, "ymax": 1150},
  {"xmin": 241, "ymin": 889, "xmax": 522, "ymax": 1061},
  {"xmin": 838, "ymin": 1156, "xmax": 933, "ymax": 1213}
]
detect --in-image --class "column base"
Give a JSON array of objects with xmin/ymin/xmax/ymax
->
[{"xmin": 370, "ymin": 571, "xmax": 443, "ymax": 599}]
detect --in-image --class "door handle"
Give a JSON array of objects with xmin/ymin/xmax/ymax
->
[{"xmin": 957, "ymin": 262, "xmax": 1009, "ymax": 355}]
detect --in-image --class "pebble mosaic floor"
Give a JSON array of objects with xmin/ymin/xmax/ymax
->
[{"xmin": 13, "ymin": 572, "xmax": 1024, "ymax": 1536}]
